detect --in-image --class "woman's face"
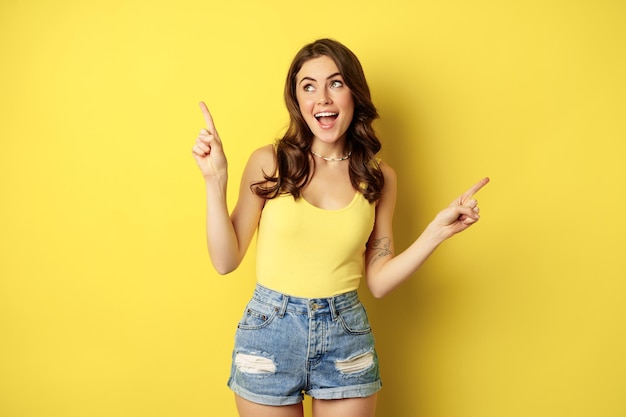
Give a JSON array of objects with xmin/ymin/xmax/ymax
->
[{"xmin": 295, "ymin": 55, "xmax": 354, "ymax": 146}]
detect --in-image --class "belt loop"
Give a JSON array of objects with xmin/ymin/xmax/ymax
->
[
  {"xmin": 278, "ymin": 294, "xmax": 289, "ymax": 318},
  {"xmin": 329, "ymin": 296, "xmax": 339, "ymax": 321}
]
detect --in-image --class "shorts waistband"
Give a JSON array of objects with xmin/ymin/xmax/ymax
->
[{"xmin": 252, "ymin": 284, "xmax": 361, "ymax": 319}]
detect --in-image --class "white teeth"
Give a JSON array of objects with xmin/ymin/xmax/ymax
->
[{"xmin": 314, "ymin": 112, "xmax": 338, "ymax": 118}]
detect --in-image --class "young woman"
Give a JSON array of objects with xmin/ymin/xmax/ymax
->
[{"xmin": 192, "ymin": 38, "xmax": 489, "ymax": 417}]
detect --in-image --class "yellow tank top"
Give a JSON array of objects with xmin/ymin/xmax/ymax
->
[{"xmin": 256, "ymin": 191, "xmax": 376, "ymax": 298}]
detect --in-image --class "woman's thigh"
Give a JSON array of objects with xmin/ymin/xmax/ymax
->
[
  {"xmin": 312, "ymin": 394, "xmax": 377, "ymax": 417},
  {"xmin": 235, "ymin": 394, "xmax": 304, "ymax": 417}
]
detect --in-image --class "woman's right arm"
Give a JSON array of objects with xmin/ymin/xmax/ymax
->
[{"xmin": 191, "ymin": 102, "xmax": 272, "ymax": 274}]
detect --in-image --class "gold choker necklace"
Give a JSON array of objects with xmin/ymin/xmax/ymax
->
[{"xmin": 310, "ymin": 149, "xmax": 351, "ymax": 162}]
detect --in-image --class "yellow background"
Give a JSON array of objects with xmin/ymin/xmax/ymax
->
[{"xmin": 1, "ymin": 0, "xmax": 625, "ymax": 416}]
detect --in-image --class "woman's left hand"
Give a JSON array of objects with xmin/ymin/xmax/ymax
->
[{"xmin": 429, "ymin": 177, "xmax": 490, "ymax": 241}]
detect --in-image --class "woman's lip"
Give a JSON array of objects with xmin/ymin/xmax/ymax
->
[
  {"xmin": 314, "ymin": 111, "xmax": 339, "ymax": 118},
  {"xmin": 316, "ymin": 115, "xmax": 337, "ymax": 129},
  {"xmin": 314, "ymin": 110, "xmax": 339, "ymax": 129}
]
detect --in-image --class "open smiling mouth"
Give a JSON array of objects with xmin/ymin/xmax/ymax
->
[{"xmin": 314, "ymin": 111, "xmax": 338, "ymax": 127}]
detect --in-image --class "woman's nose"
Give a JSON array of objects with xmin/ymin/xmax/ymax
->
[{"xmin": 317, "ymin": 90, "xmax": 332, "ymax": 104}]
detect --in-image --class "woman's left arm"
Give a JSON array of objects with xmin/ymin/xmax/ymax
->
[{"xmin": 365, "ymin": 165, "xmax": 489, "ymax": 298}]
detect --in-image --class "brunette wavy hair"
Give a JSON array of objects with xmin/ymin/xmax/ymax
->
[{"xmin": 253, "ymin": 38, "xmax": 384, "ymax": 203}]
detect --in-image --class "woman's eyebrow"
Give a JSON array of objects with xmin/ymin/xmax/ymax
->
[
  {"xmin": 298, "ymin": 72, "xmax": 343, "ymax": 85},
  {"xmin": 299, "ymin": 76, "xmax": 316, "ymax": 85}
]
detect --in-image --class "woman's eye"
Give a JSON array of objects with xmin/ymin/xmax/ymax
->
[
  {"xmin": 303, "ymin": 84, "xmax": 315, "ymax": 92},
  {"xmin": 330, "ymin": 80, "xmax": 343, "ymax": 88}
]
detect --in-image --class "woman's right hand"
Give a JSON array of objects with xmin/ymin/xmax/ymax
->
[{"xmin": 192, "ymin": 102, "xmax": 228, "ymax": 181}]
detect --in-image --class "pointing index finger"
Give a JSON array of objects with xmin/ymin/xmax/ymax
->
[
  {"xmin": 462, "ymin": 177, "xmax": 490, "ymax": 199},
  {"xmin": 199, "ymin": 101, "xmax": 217, "ymax": 134}
]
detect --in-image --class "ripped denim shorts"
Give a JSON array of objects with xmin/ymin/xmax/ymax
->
[{"xmin": 227, "ymin": 284, "xmax": 382, "ymax": 406}]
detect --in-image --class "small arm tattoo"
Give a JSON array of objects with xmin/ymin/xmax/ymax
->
[{"xmin": 367, "ymin": 237, "xmax": 391, "ymax": 265}]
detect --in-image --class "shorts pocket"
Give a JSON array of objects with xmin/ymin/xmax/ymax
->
[
  {"xmin": 337, "ymin": 303, "xmax": 372, "ymax": 335},
  {"xmin": 237, "ymin": 298, "xmax": 279, "ymax": 330}
]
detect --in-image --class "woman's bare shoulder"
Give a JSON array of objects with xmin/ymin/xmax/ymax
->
[
  {"xmin": 250, "ymin": 143, "xmax": 276, "ymax": 161},
  {"xmin": 244, "ymin": 143, "xmax": 277, "ymax": 180},
  {"xmin": 378, "ymin": 160, "xmax": 397, "ymax": 183}
]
